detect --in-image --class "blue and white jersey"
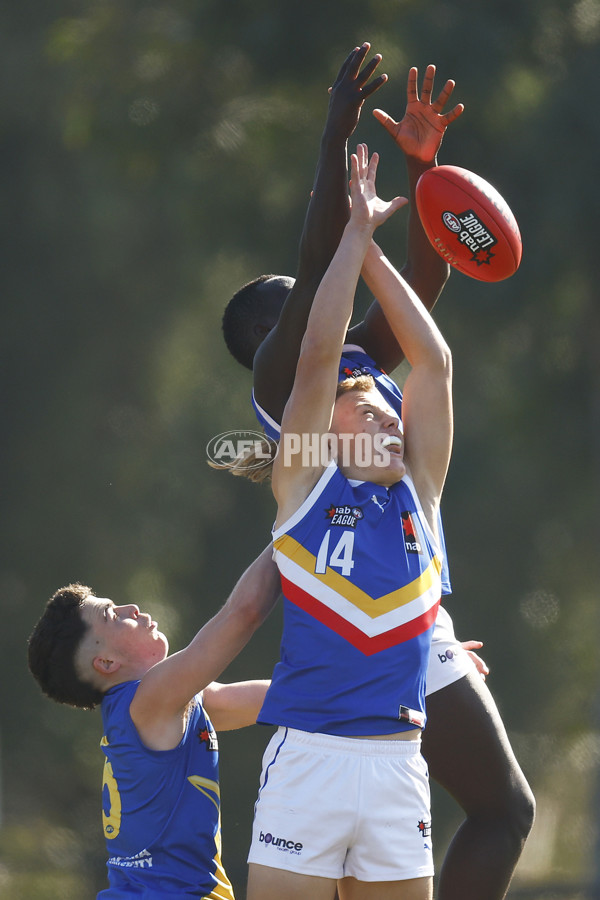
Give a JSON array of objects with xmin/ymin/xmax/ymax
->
[
  {"xmin": 99, "ymin": 682, "xmax": 233, "ymax": 899},
  {"xmin": 252, "ymin": 343, "xmax": 451, "ymax": 595},
  {"xmin": 257, "ymin": 462, "xmax": 442, "ymax": 736}
]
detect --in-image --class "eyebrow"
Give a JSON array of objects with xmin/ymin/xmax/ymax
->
[{"xmin": 358, "ymin": 401, "xmax": 384, "ymax": 414}]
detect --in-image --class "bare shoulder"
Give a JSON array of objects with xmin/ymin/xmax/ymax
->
[{"xmin": 129, "ymin": 683, "xmax": 188, "ymax": 751}]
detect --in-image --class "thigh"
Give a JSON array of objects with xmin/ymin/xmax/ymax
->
[
  {"xmin": 338, "ymin": 874, "xmax": 433, "ymax": 900},
  {"xmin": 422, "ymin": 669, "xmax": 529, "ymax": 812},
  {"xmin": 345, "ymin": 747, "xmax": 433, "ymax": 883},
  {"xmin": 248, "ymin": 863, "xmax": 337, "ymax": 900},
  {"xmin": 248, "ymin": 730, "xmax": 358, "ymax": 879}
]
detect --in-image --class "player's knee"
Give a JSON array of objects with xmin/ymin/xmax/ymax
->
[
  {"xmin": 485, "ymin": 772, "xmax": 535, "ymax": 847},
  {"xmin": 471, "ymin": 767, "xmax": 535, "ymax": 843},
  {"xmin": 510, "ymin": 776, "xmax": 535, "ymax": 843}
]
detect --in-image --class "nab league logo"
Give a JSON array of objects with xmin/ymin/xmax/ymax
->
[
  {"xmin": 326, "ymin": 504, "xmax": 364, "ymax": 528},
  {"xmin": 340, "ymin": 363, "xmax": 388, "ymax": 379},
  {"xmin": 442, "ymin": 208, "xmax": 498, "ymax": 267},
  {"xmin": 198, "ymin": 727, "xmax": 218, "ymax": 751},
  {"xmin": 341, "ymin": 363, "xmax": 370, "ymax": 380},
  {"xmin": 401, "ymin": 511, "xmax": 422, "ymax": 554}
]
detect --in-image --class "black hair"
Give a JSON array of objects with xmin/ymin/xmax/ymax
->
[
  {"xmin": 27, "ymin": 583, "xmax": 104, "ymax": 710},
  {"xmin": 222, "ymin": 274, "xmax": 279, "ymax": 370}
]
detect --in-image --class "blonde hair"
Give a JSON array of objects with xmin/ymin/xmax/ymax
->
[
  {"xmin": 209, "ymin": 376, "xmax": 377, "ymax": 483},
  {"xmin": 207, "ymin": 432, "xmax": 278, "ymax": 483},
  {"xmin": 336, "ymin": 373, "xmax": 376, "ymax": 398}
]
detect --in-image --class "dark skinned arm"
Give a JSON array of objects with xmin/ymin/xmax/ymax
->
[
  {"xmin": 252, "ymin": 43, "xmax": 387, "ymax": 423},
  {"xmin": 348, "ymin": 65, "xmax": 464, "ymax": 373}
]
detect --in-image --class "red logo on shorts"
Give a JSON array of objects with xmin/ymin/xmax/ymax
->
[{"xmin": 417, "ymin": 819, "xmax": 432, "ymax": 838}]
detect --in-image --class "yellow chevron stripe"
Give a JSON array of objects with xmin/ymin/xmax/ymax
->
[
  {"xmin": 274, "ymin": 534, "xmax": 441, "ymax": 618},
  {"xmin": 188, "ymin": 775, "xmax": 221, "ymax": 812}
]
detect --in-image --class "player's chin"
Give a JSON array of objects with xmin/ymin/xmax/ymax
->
[{"xmin": 373, "ymin": 457, "xmax": 406, "ymax": 486}]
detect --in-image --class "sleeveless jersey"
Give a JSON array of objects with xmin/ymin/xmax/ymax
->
[
  {"xmin": 98, "ymin": 681, "xmax": 233, "ymax": 899},
  {"xmin": 251, "ymin": 343, "xmax": 451, "ymax": 595},
  {"xmin": 257, "ymin": 461, "xmax": 442, "ymax": 736}
]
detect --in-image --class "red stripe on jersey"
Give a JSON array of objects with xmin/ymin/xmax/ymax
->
[{"xmin": 280, "ymin": 575, "xmax": 440, "ymax": 657}]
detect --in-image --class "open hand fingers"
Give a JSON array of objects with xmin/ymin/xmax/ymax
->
[
  {"xmin": 406, "ymin": 66, "xmax": 419, "ymax": 103},
  {"xmin": 333, "ymin": 44, "xmax": 365, "ymax": 87},
  {"xmin": 366, "ymin": 148, "xmax": 379, "ymax": 182},
  {"xmin": 372, "ymin": 107, "xmax": 399, "ymax": 136},
  {"xmin": 432, "ymin": 77, "xmax": 457, "ymax": 111},
  {"xmin": 360, "ymin": 72, "xmax": 388, "ymax": 101},
  {"xmin": 440, "ymin": 102, "xmax": 465, "ymax": 125},
  {"xmin": 346, "ymin": 42, "xmax": 372, "ymax": 80},
  {"xmin": 419, "ymin": 63, "xmax": 436, "ymax": 101},
  {"xmin": 355, "ymin": 51, "xmax": 383, "ymax": 86},
  {"xmin": 354, "ymin": 48, "xmax": 387, "ymax": 101}
]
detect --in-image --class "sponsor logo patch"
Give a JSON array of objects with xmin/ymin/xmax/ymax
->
[
  {"xmin": 325, "ymin": 504, "xmax": 364, "ymax": 528},
  {"xmin": 401, "ymin": 511, "xmax": 422, "ymax": 554},
  {"xmin": 198, "ymin": 727, "xmax": 218, "ymax": 751},
  {"xmin": 417, "ymin": 819, "xmax": 432, "ymax": 839},
  {"xmin": 259, "ymin": 831, "xmax": 303, "ymax": 854},
  {"xmin": 442, "ymin": 208, "xmax": 497, "ymax": 267}
]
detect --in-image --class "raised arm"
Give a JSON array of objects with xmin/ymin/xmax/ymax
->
[
  {"xmin": 129, "ymin": 544, "xmax": 280, "ymax": 749},
  {"xmin": 253, "ymin": 43, "xmax": 387, "ymax": 421},
  {"xmin": 272, "ymin": 147, "xmax": 406, "ymax": 521},
  {"xmin": 349, "ymin": 65, "xmax": 464, "ymax": 372},
  {"xmin": 361, "ymin": 241, "xmax": 453, "ymax": 533}
]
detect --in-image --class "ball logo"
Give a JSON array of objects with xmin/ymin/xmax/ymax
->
[{"xmin": 442, "ymin": 211, "xmax": 461, "ymax": 233}]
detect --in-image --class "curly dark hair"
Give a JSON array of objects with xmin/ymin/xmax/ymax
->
[{"xmin": 27, "ymin": 583, "xmax": 105, "ymax": 710}]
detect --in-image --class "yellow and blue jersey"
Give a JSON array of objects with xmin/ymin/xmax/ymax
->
[{"xmin": 99, "ymin": 681, "xmax": 233, "ymax": 899}]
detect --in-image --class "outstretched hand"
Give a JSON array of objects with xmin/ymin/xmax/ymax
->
[
  {"xmin": 460, "ymin": 640, "xmax": 490, "ymax": 681},
  {"xmin": 327, "ymin": 43, "xmax": 388, "ymax": 138},
  {"xmin": 349, "ymin": 143, "xmax": 407, "ymax": 230},
  {"xmin": 373, "ymin": 64, "xmax": 464, "ymax": 163}
]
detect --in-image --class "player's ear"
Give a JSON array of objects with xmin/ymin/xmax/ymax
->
[{"xmin": 93, "ymin": 656, "xmax": 121, "ymax": 676}]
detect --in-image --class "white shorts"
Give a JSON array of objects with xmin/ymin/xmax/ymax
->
[
  {"xmin": 426, "ymin": 605, "xmax": 476, "ymax": 696},
  {"xmin": 248, "ymin": 727, "xmax": 433, "ymax": 882}
]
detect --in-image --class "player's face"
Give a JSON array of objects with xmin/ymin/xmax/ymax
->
[
  {"xmin": 331, "ymin": 388, "xmax": 406, "ymax": 486},
  {"xmin": 79, "ymin": 597, "xmax": 169, "ymax": 675}
]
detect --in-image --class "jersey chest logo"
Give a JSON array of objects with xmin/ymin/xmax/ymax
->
[
  {"xmin": 401, "ymin": 511, "xmax": 423, "ymax": 554},
  {"xmin": 325, "ymin": 504, "xmax": 363, "ymax": 528},
  {"xmin": 198, "ymin": 727, "xmax": 218, "ymax": 751}
]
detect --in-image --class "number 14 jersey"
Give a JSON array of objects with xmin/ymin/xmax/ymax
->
[{"xmin": 257, "ymin": 461, "xmax": 443, "ymax": 737}]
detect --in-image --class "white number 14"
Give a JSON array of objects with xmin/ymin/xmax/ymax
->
[{"xmin": 315, "ymin": 531, "xmax": 355, "ymax": 577}]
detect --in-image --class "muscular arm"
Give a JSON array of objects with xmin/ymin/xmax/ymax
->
[
  {"xmin": 203, "ymin": 679, "xmax": 270, "ymax": 731},
  {"xmin": 253, "ymin": 44, "xmax": 387, "ymax": 422},
  {"xmin": 348, "ymin": 65, "xmax": 464, "ymax": 373},
  {"xmin": 362, "ymin": 240, "xmax": 453, "ymax": 531},
  {"xmin": 272, "ymin": 148, "xmax": 405, "ymax": 521},
  {"xmin": 129, "ymin": 545, "xmax": 280, "ymax": 750}
]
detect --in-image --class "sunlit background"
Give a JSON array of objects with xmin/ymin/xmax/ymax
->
[{"xmin": 1, "ymin": 1, "xmax": 599, "ymax": 896}]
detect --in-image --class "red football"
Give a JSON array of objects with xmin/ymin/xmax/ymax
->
[{"xmin": 415, "ymin": 165, "xmax": 522, "ymax": 282}]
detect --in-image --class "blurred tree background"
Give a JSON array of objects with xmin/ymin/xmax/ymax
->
[{"xmin": 1, "ymin": 0, "xmax": 599, "ymax": 896}]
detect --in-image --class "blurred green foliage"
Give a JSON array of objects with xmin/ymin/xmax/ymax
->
[{"xmin": 1, "ymin": 0, "xmax": 599, "ymax": 896}]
